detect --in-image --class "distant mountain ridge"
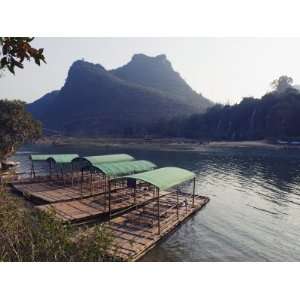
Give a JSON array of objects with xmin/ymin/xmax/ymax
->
[
  {"xmin": 111, "ymin": 54, "xmax": 211, "ymax": 110},
  {"xmin": 28, "ymin": 54, "xmax": 212, "ymax": 136}
]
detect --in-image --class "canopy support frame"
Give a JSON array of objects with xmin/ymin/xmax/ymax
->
[
  {"xmin": 108, "ymin": 180, "xmax": 112, "ymax": 222},
  {"xmin": 157, "ymin": 188, "xmax": 160, "ymax": 235},
  {"xmin": 192, "ymin": 177, "xmax": 196, "ymax": 208}
]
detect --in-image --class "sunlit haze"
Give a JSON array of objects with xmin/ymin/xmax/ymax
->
[{"xmin": 1, "ymin": 37, "xmax": 300, "ymax": 104}]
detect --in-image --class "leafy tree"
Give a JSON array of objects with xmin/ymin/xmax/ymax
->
[
  {"xmin": 0, "ymin": 100, "xmax": 41, "ymax": 164},
  {"xmin": 271, "ymin": 75, "xmax": 293, "ymax": 93},
  {"xmin": 0, "ymin": 37, "xmax": 46, "ymax": 74}
]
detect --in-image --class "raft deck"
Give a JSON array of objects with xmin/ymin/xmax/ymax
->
[
  {"xmin": 13, "ymin": 181, "xmax": 86, "ymax": 203},
  {"xmin": 11, "ymin": 176, "xmax": 114, "ymax": 204},
  {"xmin": 106, "ymin": 192, "xmax": 209, "ymax": 261},
  {"xmin": 37, "ymin": 189, "xmax": 171, "ymax": 224}
]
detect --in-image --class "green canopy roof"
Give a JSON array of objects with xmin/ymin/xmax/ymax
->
[
  {"xmin": 30, "ymin": 154, "xmax": 79, "ymax": 164},
  {"xmin": 74, "ymin": 154, "xmax": 134, "ymax": 165},
  {"xmin": 30, "ymin": 154, "xmax": 53, "ymax": 161},
  {"xmin": 124, "ymin": 167, "xmax": 195, "ymax": 190},
  {"xmin": 47, "ymin": 154, "xmax": 79, "ymax": 164},
  {"xmin": 90, "ymin": 160, "xmax": 157, "ymax": 177}
]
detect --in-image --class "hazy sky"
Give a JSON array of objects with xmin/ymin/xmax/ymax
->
[{"xmin": 1, "ymin": 37, "xmax": 300, "ymax": 104}]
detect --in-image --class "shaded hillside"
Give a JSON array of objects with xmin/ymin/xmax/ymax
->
[
  {"xmin": 111, "ymin": 54, "xmax": 212, "ymax": 110},
  {"xmin": 148, "ymin": 87, "xmax": 300, "ymax": 140},
  {"xmin": 28, "ymin": 58, "xmax": 210, "ymax": 136}
]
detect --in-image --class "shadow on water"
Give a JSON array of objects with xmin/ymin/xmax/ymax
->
[{"xmin": 14, "ymin": 144, "xmax": 300, "ymax": 261}]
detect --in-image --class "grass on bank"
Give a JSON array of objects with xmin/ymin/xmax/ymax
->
[{"xmin": 0, "ymin": 184, "xmax": 114, "ymax": 262}]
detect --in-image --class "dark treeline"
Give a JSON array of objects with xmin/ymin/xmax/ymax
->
[{"xmin": 146, "ymin": 86, "xmax": 300, "ymax": 141}]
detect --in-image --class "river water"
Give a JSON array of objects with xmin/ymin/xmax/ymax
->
[{"xmin": 14, "ymin": 143, "xmax": 300, "ymax": 261}]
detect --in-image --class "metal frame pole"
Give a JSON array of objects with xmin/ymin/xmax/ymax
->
[
  {"xmin": 176, "ymin": 188, "xmax": 179, "ymax": 219},
  {"xmin": 108, "ymin": 180, "xmax": 112, "ymax": 222},
  {"xmin": 157, "ymin": 188, "xmax": 160, "ymax": 235},
  {"xmin": 71, "ymin": 162, "xmax": 74, "ymax": 187},
  {"xmin": 192, "ymin": 177, "xmax": 196, "ymax": 208},
  {"xmin": 106, "ymin": 176, "xmax": 109, "ymax": 199},
  {"xmin": 61, "ymin": 165, "xmax": 65, "ymax": 186},
  {"xmin": 80, "ymin": 168, "xmax": 83, "ymax": 195},
  {"xmin": 90, "ymin": 170, "xmax": 93, "ymax": 196},
  {"xmin": 134, "ymin": 184, "xmax": 136, "ymax": 204},
  {"xmin": 31, "ymin": 161, "xmax": 36, "ymax": 179},
  {"xmin": 56, "ymin": 163, "xmax": 59, "ymax": 182},
  {"xmin": 49, "ymin": 161, "xmax": 52, "ymax": 180},
  {"xmin": 104, "ymin": 175, "xmax": 109, "ymax": 211}
]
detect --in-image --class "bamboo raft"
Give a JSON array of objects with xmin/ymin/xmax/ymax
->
[
  {"xmin": 106, "ymin": 192, "xmax": 209, "ymax": 261},
  {"xmin": 13, "ymin": 181, "xmax": 210, "ymax": 261},
  {"xmin": 10, "ymin": 154, "xmax": 211, "ymax": 261}
]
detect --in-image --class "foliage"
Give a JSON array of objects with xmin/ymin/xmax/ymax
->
[
  {"xmin": 271, "ymin": 75, "xmax": 293, "ymax": 93},
  {"xmin": 148, "ymin": 84, "xmax": 300, "ymax": 141},
  {"xmin": 0, "ymin": 186, "xmax": 114, "ymax": 262},
  {"xmin": 0, "ymin": 100, "xmax": 42, "ymax": 162},
  {"xmin": 0, "ymin": 37, "xmax": 46, "ymax": 74}
]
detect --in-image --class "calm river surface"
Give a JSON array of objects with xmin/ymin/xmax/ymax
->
[{"xmin": 14, "ymin": 143, "xmax": 300, "ymax": 261}]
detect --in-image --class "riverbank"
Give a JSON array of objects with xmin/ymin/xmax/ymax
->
[{"xmin": 35, "ymin": 136, "xmax": 296, "ymax": 151}]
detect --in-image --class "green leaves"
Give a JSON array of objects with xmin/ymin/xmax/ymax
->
[
  {"xmin": 0, "ymin": 37, "xmax": 46, "ymax": 75},
  {"xmin": 0, "ymin": 57, "xmax": 7, "ymax": 68},
  {"xmin": 0, "ymin": 100, "xmax": 42, "ymax": 161},
  {"xmin": 0, "ymin": 192, "xmax": 114, "ymax": 262}
]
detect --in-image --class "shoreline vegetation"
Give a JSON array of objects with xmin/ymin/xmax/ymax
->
[
  {"xmin": 36, "ymin": 136, "xmax": 300, "ymax": 151},
  {"xmin": 0, "ymin": 184, "xmax": 114, "ymax": 262}
]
